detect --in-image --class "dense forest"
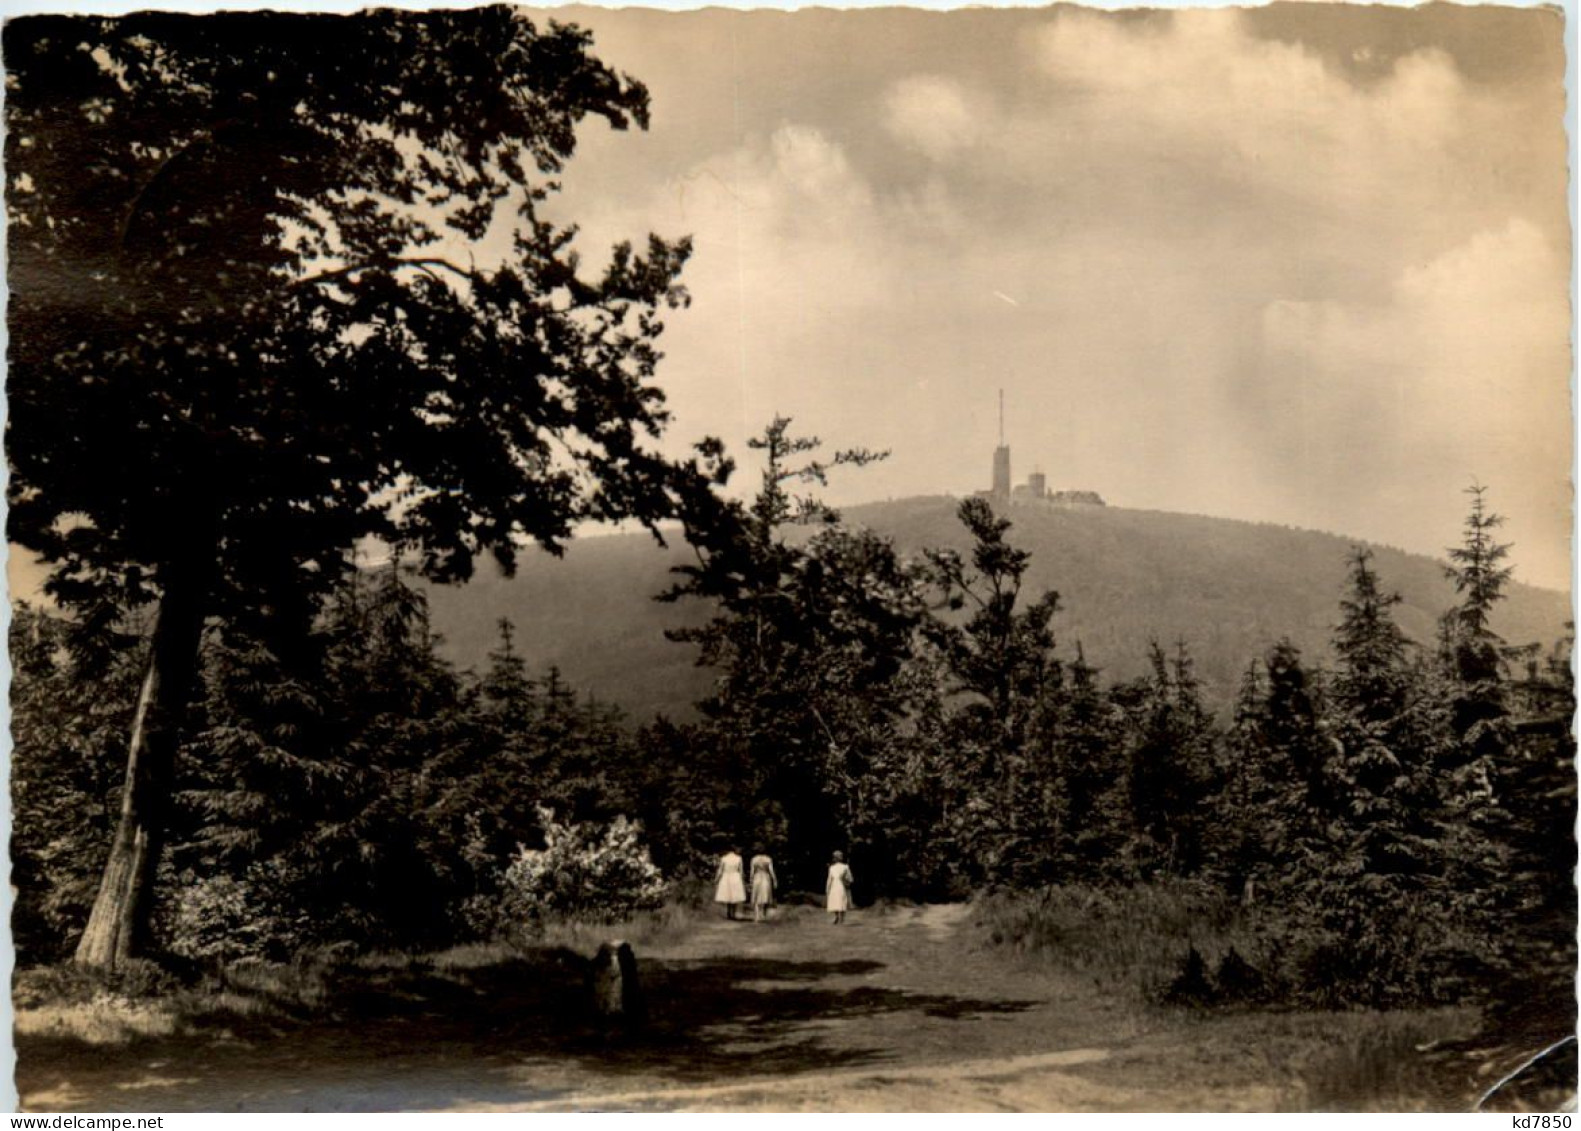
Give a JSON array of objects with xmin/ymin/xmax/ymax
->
[{"xmin": 14, "ymin": 417, "xmax": 1575, "ymax": 1014}]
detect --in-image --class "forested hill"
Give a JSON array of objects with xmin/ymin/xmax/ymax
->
[{"xmin": 422, "ymin": 495, "xmax": 1572, "ymax": 720}]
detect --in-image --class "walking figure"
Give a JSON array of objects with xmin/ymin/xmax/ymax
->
[
  {"xmin": 826, "ymin": 851, "xmax": 853, "ymax": 925},
  {"xmin": 750, "ymin": 852, "xmax": 777, "ymax": 922},
  {"xmin": 714, "ymin": 846, "xmax": 747, "ymax": 920}
]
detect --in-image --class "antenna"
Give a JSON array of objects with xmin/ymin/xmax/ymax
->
[{"xmin": 998, "ymin": 388, "xmax": 1004, "ymax": 445}]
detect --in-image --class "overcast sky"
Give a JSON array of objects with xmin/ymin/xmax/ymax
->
[{"xmin": 509, "ymin": 2, "xmax": 1572, "ymax": 591}]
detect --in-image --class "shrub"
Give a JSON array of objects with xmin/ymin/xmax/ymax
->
[
  {"xmin": 500, "ymin": 806, "xmax": 667, "ymax": 928},
  {"xmin": 160, "ymin": 864, "xmax": 315, "ymax": 963},
  {"xmin": 1215, "ymin": 946, "xmax": 1269, "ymax": 1003},
  {"xmin": 1294, "ymin": 1012, "xmax": 1470, "ymax": 1111}
]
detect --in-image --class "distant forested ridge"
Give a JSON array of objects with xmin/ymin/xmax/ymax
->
[{"xmin": 423, "ymin": 495, "xmax": 1570, "ymax": 719}]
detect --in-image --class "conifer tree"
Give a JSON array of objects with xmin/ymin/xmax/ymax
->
[
  {"xmin": 1300, "ymin": 547, "xmax": 1477, "ymax": 1003},
  {"xmin": 480, "ymin": 619, "xmax": 536, "ymax": 734},
  {"xmin": 1125, "ymin": 639, "xmax": 1219, "ymax": 874},
  {"xmin": 663, "ymin": 418, "xmax": 914, "ymax": 885},
  {"xmin": 1432, "ymin": 488, "xmax": 1523, "ymax": 940},
  {"xmin": 1324, "ymin": 549, "xmax": 1438, "ymax": 868},
  {"xmin": 1331, "ymin": 549, "xmax": 1411, "ymax": 725},
  {"xmin": 1492, "ymin": 624, "xmax": 1576, "ymax": 991},
  {"xmin": 1439, "ymin": 484, "xmax": 1516, "ymax": 770},
  {"xmin": 1214, "ymin": 660, "xmax": 1271, "ymax": 899},
  {"xmin": 1052, "ymin": 643, "xmax": 1130, "ymax": 881},
  {"xmin": 921, "ymin": 498, "xmax": 1064, "ymax": 883}
]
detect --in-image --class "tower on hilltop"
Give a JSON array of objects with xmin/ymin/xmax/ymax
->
[
  {"xmin": 977, "ymin": 391, "xmax": 1106, "ymax": 507},
  {"xmin": 992, "ymin": 388, "xmax": 1010, "ymax": 498}
]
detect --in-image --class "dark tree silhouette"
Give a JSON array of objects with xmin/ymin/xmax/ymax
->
[
  {"xmin": 662, "ymin": 417, "xmax": 907, "ymax": 884},
  {"xmin": 1440, "ymin": 484, "xmax": 1517, "ymax": 755},
  {"xmin": 6, "ymin": 8, "xmax": 725, "ymax": 967},
  {"xmin": 921, "ymin": 499, "xmax": 1064, "ymax": 880}
]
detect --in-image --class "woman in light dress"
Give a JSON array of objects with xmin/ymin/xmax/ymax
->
[
  {"xmin": 714, "ymin": 846, "xmax": 747, "ymax": 920},
  {"xmin": 749, "ymin": 852, "xmax": 777, "ymax": 922},
  {"xmin": 825, "ymin": 851, "xmax": 853, "ymax": 925}
]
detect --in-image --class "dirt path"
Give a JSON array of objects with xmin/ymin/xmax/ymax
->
[{"xmin": 17, "ymin": 904, "xmax": 1286, "ymax": 1112}]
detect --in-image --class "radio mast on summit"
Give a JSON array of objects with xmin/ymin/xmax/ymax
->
[{"xmin": 978, "ymin": 388, "xmax": 1104, "ymax": 508}]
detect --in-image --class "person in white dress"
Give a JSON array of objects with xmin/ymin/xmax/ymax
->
[
  {"xmin": 825, "ymin": 851, "xmax": 853, "ymax": 925},
  {"xmin": 714, "ymin": 847, "xmax": 747, "ymax": 920},
  {"xmin": 749, "ymin": 852, "xmax": 777, "ymax": 922}
]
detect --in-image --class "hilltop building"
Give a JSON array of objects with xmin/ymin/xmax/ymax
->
[
  {"xmin": 976, "ymin": 391, "xmax": 1106, "ymax": 508},
  {"xmin": 992, "ymin": 441, "xmax": 1011, "ymax": 498}
]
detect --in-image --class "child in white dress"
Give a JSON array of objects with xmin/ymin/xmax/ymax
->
[
  {"xmin": 825, "ymin": 851, "xmax": 853, "ymax": 925},
  {"xmin": 749, "ymin": 853, "xmax": 777, "ymax": 922},
  {"xmin": 714, "ymin": 848, "xmax": 747, "ymax": 920}
]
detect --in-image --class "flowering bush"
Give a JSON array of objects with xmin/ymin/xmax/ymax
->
[{"xmin": 502, "ymin": 806, "xmax": 667, "ymax": 925}]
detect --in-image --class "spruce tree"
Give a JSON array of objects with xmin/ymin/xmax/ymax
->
[
  {"xmin": 1441, "ymin": 484, "xmax": 1515, "ymax": 750},
  {"xmin": 1325, "ymin": 549, "xmax": 1436, "ymax": 870},
  {"xmin": 1124, "ymin": 639, "xmax": 1219, "ymax": 875},
  {"xmin": 663, "ymin": 418, "xmax": 915, "ymax": 886},
  {"xmin": 921, "ymin": 498, "xmax": 1064, "ymax": 884},
  {"xmin": 1054, "ymin": 643, "xmax": 1130, "ymax": 882},
  {"xmin": 1256, "ymin": 640, "xmax": 1326, "ymax": 874},
  {"xmin": 1305, "ymin": 547, "xmax": 1475, "ymax": 1004}
]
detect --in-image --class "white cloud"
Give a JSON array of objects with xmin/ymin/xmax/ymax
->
[
  {"xmin": 1260, "ymin": 219, "xmax": 1571, "ymax": 586},
  {"xmin": 539, "ymin": 8, "xmax": 1569, "ymax": 586},
  {"xmin": 982, "ymin": 8, "xmax": 1518, "ymax": 270},
  {"xmin": 882, "ymin": 75, "xmax": 980, "ymax": 161}
]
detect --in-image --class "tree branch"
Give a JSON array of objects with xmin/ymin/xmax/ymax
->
[{"xmin": 291, "ymin": 256, "xmax": 482, "ymax": 289}]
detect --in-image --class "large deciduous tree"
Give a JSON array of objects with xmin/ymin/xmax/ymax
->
[{"xmin": 6, "ymin": 7, "xmax": 725, "ymax": 968}]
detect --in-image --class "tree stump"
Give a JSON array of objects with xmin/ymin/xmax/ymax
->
[{"xmin": 590, "ymin": 940, "xmax": 644, "ymax": 1027}]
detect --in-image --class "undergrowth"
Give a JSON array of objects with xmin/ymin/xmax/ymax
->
[
  {"xmin": 976, "ymin": 880, "xmax": 1274, "ymax": 1003},
  {"xmin": 976, "ymin": 880, "xmax": 1513, "ymax": 1010},
  {"xmin": 15, "ymin": 895, "xmax": 713, "ymax": 1046}
]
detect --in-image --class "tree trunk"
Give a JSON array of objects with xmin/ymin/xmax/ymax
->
[{"xmin": 74, "ymin": 557, "xmax": 210, "ymax": 970}]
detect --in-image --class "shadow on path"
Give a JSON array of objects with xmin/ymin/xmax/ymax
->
[{"xmin": 18, "ymin": 945, "xmax": 1042, "ymax": 1111}]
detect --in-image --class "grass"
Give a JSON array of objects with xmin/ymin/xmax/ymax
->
[
  {"xmin": 519, "ymin": 899, "xmax": 701, "ymax": 953},
  {"xmin": 974, "ymin": 879, "xmax": 1267, "ymax": 1002},
  {"xmin": 14, "ymin": 951, "xmax": 338, "ymax": 1045},
  {"xmin": 17, "ymin": 891, "xmax": 1506, "ymax": 1111},
  {"xmin": 1094, "ymin": 1004, "xmax": 1481, "ymax": 1110},
  {"xmin": 14, "ymin": 996, "xmax": 180, "ymax": 1045},
  {"xmin": 1289, "ymin": 1011, "xmax": 1479, "ymax": 1111}
]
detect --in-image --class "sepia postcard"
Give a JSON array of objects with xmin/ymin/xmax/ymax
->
[{"xmin": 5, "ymin": 0, "xmax": 1575, "ymax": 1114}]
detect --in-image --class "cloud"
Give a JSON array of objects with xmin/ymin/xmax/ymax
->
[
  {"xmin": 556, "ymin": 124, "xmax": 917, "ymax": 452},
  {"xmin": 1027, "ymin": 9, "xmax": 1463, "ymax": 158},
  {"xmin": 541, "ymin": 7, "xmax": 1569, "ymax": 586},
  {"xmin": 954, "ymin": 9, "xmax": 1531, "ymax": 270},
  {"xmin": 882, "ymin": 75, "xmax": 980, "ymax": 161},
  {"xmin": 1259, "ymin": 219, "xmax": 1571, "ymax": 586}
]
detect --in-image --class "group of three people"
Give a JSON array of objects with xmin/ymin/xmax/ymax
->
[{"xmin": 713, "ymin": 848, "xmax": 854, "ymax": 924}]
